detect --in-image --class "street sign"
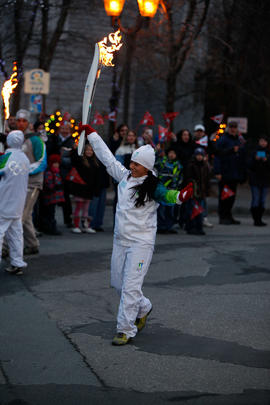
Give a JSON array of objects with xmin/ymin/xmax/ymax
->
[
  {"xmin": 24, "ymin": 69, "xmax": 50, "ymax": 94},
  {"xmin": 227, "ymin": 117, "xmax": 248, "ymax": 133},
  {"xmin": 30, "ymin": 94, "xmax": 42, "ymax": 113}
]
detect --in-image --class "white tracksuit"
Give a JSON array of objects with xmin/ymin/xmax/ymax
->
[
  {"xmin": 0, "ymin": 132, "xmax": 30, "ymax": 268},
  {"xmin": 88, "ymin": 132, "xmax": 160, "ymax": 337}
]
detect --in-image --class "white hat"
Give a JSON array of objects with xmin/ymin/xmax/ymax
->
[
  {"xmin": 194, "ymin": 124, "xmax": 205, "ymax": 132},
  {"xmin": 16, "ymin": 109, "xmax": 30, "ymax": 121},
  {"xmin": 131, "ymin": 145, "xmax": 155, "ymax": 171},
  {"xmin": 7, "ymin": 130, "xmax": 24, "ymax": 149}
]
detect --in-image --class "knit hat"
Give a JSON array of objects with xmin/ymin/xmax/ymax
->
[
  {"xmin": 194, "ymin": 124, "xmax": 205, "ymax": 132},
  {"xmin": 7, "ymin": 130, "xmax": 24, "ymax": 149},
  {"xmin": 16, "ymin": 109, "xmax": 31, "ymax": 121},
  {"xmin": 194, "ymin": 147, "xmax": 205, "ymax": 156},
  {"xmin": 131, "ymin": 145, "xmax": 155, "ymax": 171},
  {"xmin": 48, "ymin": 154, "xmax": 61, "ymax": 167}
]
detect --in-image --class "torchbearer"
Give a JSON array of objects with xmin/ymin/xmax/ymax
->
[
  {"xmin": 78, "ymin": 30, "xmax": 122, "ymax": 156},
  {"xmin": 79, "ymin": 124, "xmax": 194, "ymax": 346}
]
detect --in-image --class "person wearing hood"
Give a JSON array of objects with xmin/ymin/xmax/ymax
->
[
  {"xmin": 79, "ymin": 124, "xmax": 193, "ymax": 346},
  {"xmin": 0, "ymin": 130, "xmax": 30, "ymax": 274}
]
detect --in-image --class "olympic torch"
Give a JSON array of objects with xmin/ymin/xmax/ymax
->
[
  {"xmin": 0, "ymin": 62, "xmax": 18, "ymax": 133},
  {"xmin": 78, "ymin": 30, "xmax": 122, "ymax": 155}
]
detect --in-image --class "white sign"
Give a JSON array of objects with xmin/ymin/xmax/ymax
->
[
  {"xmin": 24, "ymin": 69, "xmax": 50, "ymax": 94},
  {"xmin": 227, "ymin": 117, "xmax": 248, "ymax": 133}
]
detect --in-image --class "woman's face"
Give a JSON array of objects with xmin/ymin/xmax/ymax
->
[
  {"xmin": 181, "ymin": 130, "xmax": 190, "ymax": 143},
  {"xmin": 119, "ymin": 126, "xmax": 128, "ymax": 138},
  {"xmin": 130, "ymin": 161, "xmax": 148, "ymax": 178},
  {"xmin": 127, "ymin": 131, "xmax": 136, "ymax": 144},
  {"xmin": 85, "ymin": 145, "xmax": 94, "ymax": 157}
]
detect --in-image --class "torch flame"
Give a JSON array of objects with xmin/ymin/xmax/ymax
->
[
  {"xmin": 98, "ymin": 29, "xmax": 123, "ymax": 67},
  {"xmin": 1, "ymin": 63, "xmax": 18, "ymax": 119}
]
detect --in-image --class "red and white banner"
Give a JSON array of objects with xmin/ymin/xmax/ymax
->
[
  {"xmin": 210, "ymin": 113, "xmax": 224, "ymax": 124},
  {"xmin": 139, "ymin": 111, "xmax": 154, "ymax": 126},
  {"xmin": 221, "ymin": 185, "xmax": 235, "ymax": 200},
  {"xmin": 92, "ymin": 112, "xmax": 104, "ymax": 125},
  {"xmin": 191, "ymin": 200, "xmax": 204, "ymax": 219},
  {"xmin": 158, "ymin": 125, "xmax": 169, "ymax": 142},
  {"xmin": 162, "ymin": 112, "xmax": 179, "ymax": 126},
  {"xmin": 195, "ymin": 135, "xmax": 208, "ymax": 147}
]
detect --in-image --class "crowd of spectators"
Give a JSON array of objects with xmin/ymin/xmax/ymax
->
[{"xmin": 0, "ymin": 108, "xmax": 270, "ymax": 262}]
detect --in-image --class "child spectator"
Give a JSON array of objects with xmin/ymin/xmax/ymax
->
[
  {"xmin": 68, "ymin": 143, "xmax": 99, "ymax": 234},
  {"xmin": 40, "ymin": 154, "xmax": 65, "ymax": 235},
  {"xmin": 0, "ymin": 131, "xmax": 30, "ymax": 275},
  {"xmin": 185, "ymin": 147, "xmax": 211, "ymax": 235},
  {"xmin": 155, "ymin": 147, "xmax": 183, "ymax": 233}
]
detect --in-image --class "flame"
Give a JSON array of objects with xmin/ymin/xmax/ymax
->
[
  {"xmin": 98, "ymin": 29, "xmax": 123, "ymax": 67},
  {"xmin": 1, "ymin": 63, "xmax": 18, "ymax": 120}
]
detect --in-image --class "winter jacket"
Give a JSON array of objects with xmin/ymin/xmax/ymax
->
[
  {"xmin": 115, "ymin": 144, "xmax": 137, "ymax": 169},
  {"xmin": 43, "ymin": 168, "xmax": 65, "ymax": 205},
  {"xmin": 248, "ymin": 147, "xmax": 270, "ymax": 187},
  {"xmin": 214, "ymin": 133, "xmax": 246, "ymax": 182},
  {"xmin": 88, "ymin": 132, "xmax": 181, "ymax": 247},
  {"xmin": 0, "ymin": 133, "xmax": 30, "ymax": 219},
  {"xmin": 68, "ymin": 149, "xmax": 99, "ymax": 199},
  {"xmin": 186, "ymin": 158, "xmax": 211, "ymax": 199},
  {"xmin": 155, "ymin": 156, "xmax": 183, "ymax": 190},
  {"xmin": 23, "ymin": 133, "xmax": 47, "ymax": 189}
]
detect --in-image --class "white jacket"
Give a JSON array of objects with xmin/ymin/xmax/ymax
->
[
  {"xmin": 88, "ymin": 132, "xmax": 159, "ymax": 246},
  {"xmin": 0, "ymin": 138, "xmax": 30, "ymax": 219}
]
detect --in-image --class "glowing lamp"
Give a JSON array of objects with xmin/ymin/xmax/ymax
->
[
  {"xmin": 104, "ymin": 0, "xmax": 125, "ymax": 16},
  {"xmin": 137, "ymin": 0, "xmax": 159, "ymax": 17}
]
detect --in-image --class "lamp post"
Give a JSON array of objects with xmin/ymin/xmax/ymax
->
[{"xmin": 103, "ymin": 0, "xmax": 160, "ymax": 127}]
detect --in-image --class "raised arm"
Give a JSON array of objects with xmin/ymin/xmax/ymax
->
[{"xmin": 81, "ymin": 125, "xmax": 128, "ymax": 183}]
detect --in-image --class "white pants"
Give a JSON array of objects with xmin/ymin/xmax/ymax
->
[
  {"xmin": 111, "ymin": 240, "xmax": 153, "ymax": 338},
  {"xmin": 0, "ymin": 217, "xmax": 27, "ymax": 268}
]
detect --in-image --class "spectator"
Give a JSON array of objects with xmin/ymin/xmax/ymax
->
[
  {"xmin": 40, "ymin": 154, "xmax": 65, "ymax": 235},
  {"xmin": 155, "ymin": 147, "xmax": 183, "ymax": 233},
  {"xmin": 214, "ymin": 121, "xmax": 246, "ymax": 225},
  {"xmin": 185, "ymin": 148, "xmax": 211, "ymax": 235},
  {"xmin": 68, "ymin": 143, "xmax": 99, "ymax": 233},
  {"xmin": 0, "ymin": 131, "xmax": 30, "ymax": 275},
  {"xmin": 109, "ymin": 124, "xmax": 129, "ymax": 155},
  {"xmin": 248, "ymin": 135, "xmax": 270, "ymax": 226},
  {"xmin": 16, "ymin": 109, "xmax": 47, "ymax": 255}
]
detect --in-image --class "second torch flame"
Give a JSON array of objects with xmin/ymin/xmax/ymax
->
[
  {"xmin": 98, "ymin": 29, "xmax": 122, "ymax": 67},
  {"xmin": 1, "ymin": 63, "xmax": 18, "ymax": 120}
]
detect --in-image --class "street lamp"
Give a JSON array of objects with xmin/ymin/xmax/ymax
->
[{"xmin": 103, "ymin": 0, "xmax": 161, "ymax": 125}]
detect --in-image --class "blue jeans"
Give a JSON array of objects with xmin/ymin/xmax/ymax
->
[
  {"xmin": 250, "ymin": 186, "xmax": 268, "ymax": 208},
  {"xmin": 157, "ymin": 204, "xmax": 175, "ymax": 231},
  {"xmin": 88, "ymin": 188, "xmax": 107, "ymax": 229}
]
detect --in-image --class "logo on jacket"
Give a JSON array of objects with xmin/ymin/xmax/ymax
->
[{"xmin": 137, "ymin": 260, "xmax": 144, "ymax": 271}]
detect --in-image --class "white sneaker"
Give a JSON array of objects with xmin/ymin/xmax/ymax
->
[
  {"xmin": 72, "ymin": 227, "xmax": 82, "ymax": 234},
  {"xmin": 203, "ymin": 217, "xmax": 213, "ymax": 228},
  {"xmin": 85, "ymin": 227, "xmax": 96, "ymax": 234}
]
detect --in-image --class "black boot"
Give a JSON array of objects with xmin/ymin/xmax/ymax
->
[
  {"xmin": 258, "ymin": 206, "xmax": 267, "ymax": 226},
  {"xmin": 251, "ymin": 206, "xmax": 265, "ymax": 226}
]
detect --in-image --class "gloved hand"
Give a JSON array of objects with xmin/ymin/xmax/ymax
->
[
  {"xmin": 178, "ymin": 182, "xmax": 193, "ymax": 202},
  {"xmin": 78, "ymin": 122, "xmax": 96, "ymax": 135}
]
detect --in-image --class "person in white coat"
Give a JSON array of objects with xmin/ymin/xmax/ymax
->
[
  {"xmin": 80, "ymin": 125, "xmax": 193, "ymax": 345},
  {"xmin": 0, "ymin": 130, "xmax": 30, "ymax": 275}
]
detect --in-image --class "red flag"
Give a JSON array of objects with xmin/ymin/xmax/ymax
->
[
  {"xmin": 221, "ymin": 185, "xmax": 235, "ymax": 200},
  {"xmin": 62, "ymin": 111, "xmax": 71, "ymax": 121},
  {"xmin": 158, "ymin": 125, "xmax": 169, "ymax": 142},
  {"xmin": 139, "ymin": 111, "xmax": 154, "ymax": 126},
  {"xmin": 210, "ymin": 114, "xmax": 224, "ymax": 124},
  {"xmin": 162, "ymin": 112, "xmax": 179, "ymax": 126},
  {"xmin": 195, "ymin": 135, "xmax": 208, "ymax": 147},
  {"xmin": 92, "ymin": 112, "xmax": 104, "ymax": 125},
  {"xmin": 191, "ymin": 200, "xmax": 204, "ymax": 219}
]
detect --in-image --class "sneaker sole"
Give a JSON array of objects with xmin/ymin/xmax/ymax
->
[
  {"xmin": 5, "ymin": 269, "xmax": 23, "ymax": 275},
  {"xmin": 135, "ymin": 306, "xmax": 153, "ymax": 332}
]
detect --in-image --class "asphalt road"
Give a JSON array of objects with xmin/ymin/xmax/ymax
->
[{"xmin": 0, "ymin": 208, "xmax": 270, "ymax": 405}]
